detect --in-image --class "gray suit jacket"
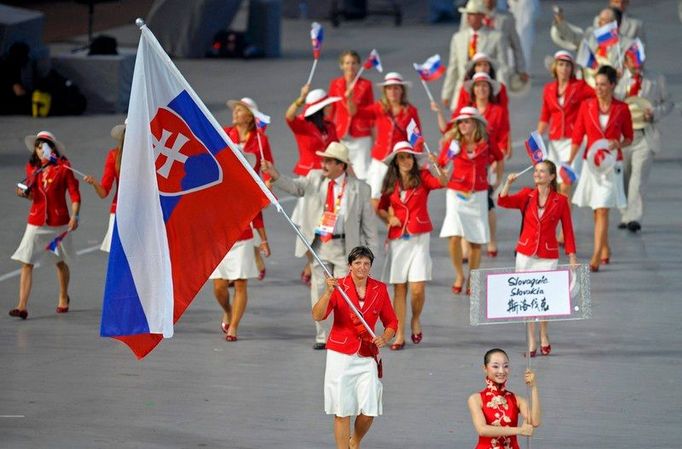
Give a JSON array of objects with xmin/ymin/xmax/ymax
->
[
  {"xmin": 273, "ymin": 170, "xmax": 378, "ymax": 253},
  {"xmin": 441, "ymin": 27, "xmax": 508, "ymax": 109},
  {"xmin": 460, "ymin": 9, "xmax": 526, "ymax": 73},
  {"xmin": 615, "ymin": 70, "xmax": 673, "ymax": 153}
]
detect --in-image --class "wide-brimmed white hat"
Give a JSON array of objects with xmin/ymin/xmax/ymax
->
[
  {"xmin": 458, "ymin": 0, "xmax": 487, "ymax": 15},
  {"xmin": 587, "ymin": 139, "xmax": 616, "ymax": 173},
  {"xmin": 451, "ymin": 106, "xmax": 488, "ymax": 127},
  {"xmin": 377, "ymin": 72, "xmax": 412, "ymax": 87},
  {"xmin": 382, "ymin": 141, "xmax": 427, "ymax": 165},
  {"xmin": 315, "ymin": 141, "xmax": 351, "ymax": 165},
  {"xmin": 111, "ymin": 123, "xmax": 126, "ymax": 140},
  {"xmin": 303, "ymin": 89, "xmax": 341, "ymax": 117},
  {"xmin": 464, "ymin": 52, "xmax": 498, "ymax": 73},
  {"xmin": 24, "ymin": 130, "xmax": 65, "ymax": 153},
  {"xmin": 625, "ymin": 96, "xmax": 653, "ymax": 130},
  {"xmin": 227, "ymin": 96, "xmax": 271, "ymax": 123},
  {"xmin": 464, "ymin": 72, "xmax": 501, "ymax": 97}
]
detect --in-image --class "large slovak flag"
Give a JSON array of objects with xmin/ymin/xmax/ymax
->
[
  {"xmin": 413, "ymin": 54, "xmax": 445, "ymax": 82},
  {"xmin": 100, "ymin": 24, "xmax": 276, "ymax": 359}
]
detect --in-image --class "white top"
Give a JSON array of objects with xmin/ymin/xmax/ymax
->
[
  {"xmin": 558, "ymin": 95, "xmax": 565, "ymax": 106},
  {"xmin": 599, "ymin": 113, "xmax": 609, "ymax": 130}
]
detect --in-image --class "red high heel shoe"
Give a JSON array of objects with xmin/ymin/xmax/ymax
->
[
  {"xmin": 390, "ymin": 342, "xmax": 405, "ymax": 351},
  {"xmin": 541, "ymin": 345, "xmax": 552, "ymax": 356},
  {"xmin": 221, "ymin": 322, "xmax": 229, "ymax": 334},
  {"xmin": 601, "ymin": 257, "xmax": 610, "ymax": 265},
  {"xmin": 589, "ymin": 263, "xmax": 599, "ymax": 273},
  {"xmin": 411, "ymin": 332, "xmax": 423, "ymax": 344},
  {"xmin": 487, "ymin": 250, "xmax": 498, "ymax": 257},
  {"xmin": 9, "ymin": 309, "xmax": 28, "ymax": 320},
  {"xmin": 451, "ymin": 284, "xmax": 463, "ymax": 295},
  {"xmin": 225, "ymin": 335, "xmax": 238, "ymax": 342},
  {"xmin": 56, "ymin": 295, "xmax": 70, "ymax": 313},
  {"xmin": 258, "ymin": 268, "xmax": 266, "ymax": 281},
  {"xmin": 524, "ymin": 349, "xmax": 537, "ymax": 358}
]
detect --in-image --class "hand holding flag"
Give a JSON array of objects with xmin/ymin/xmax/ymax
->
[
  {"xmin": 406, "ymin": 119, "xmax": 442, "ymax": 176},
  {"xmin": 348, "ymin": 49, "xmax": 382, "ymax": 92},
  {"xmin": 45, "ymin": 231, "xmax": 69, "ymax": 256}
]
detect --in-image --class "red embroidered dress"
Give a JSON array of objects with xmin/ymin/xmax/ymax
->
[{"xmin": 476, "ymin": 378, "xmax": 520, "ymax": 449}]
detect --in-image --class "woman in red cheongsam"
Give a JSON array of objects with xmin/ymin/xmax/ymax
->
[{"xmin": 468, "ymin": 348, "xmax": 541, "ymax": 449}]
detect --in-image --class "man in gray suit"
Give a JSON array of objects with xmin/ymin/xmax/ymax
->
[
  {"xmin": 262, "ymin": 142, "xmax": 377, "ymax": 349},
  {"xmin": 615, "ymin": 56, "xmax": 673, "ymax": 232},
  {"xmin": 592, "ymin": 0, "xmax": 645, "ymax": 42},
  {"xmin": 442, "ymin": 0, "xmax": 508, "ymax": 110},
  {"xmin": 460, "ymin": 0, "xmax": 528, "ymax": 88}
]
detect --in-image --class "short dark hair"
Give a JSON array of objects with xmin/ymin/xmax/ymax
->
[
  {"xmin": 596, "ymin": 65, "xmax": 618, "ymax": 85},
  {"xmin": 484, "ymin": 348, "xmax": 509, "ymax": 366},
  {"xmin": 347, "ymin": 246, "xmax": 374, "ymax": 265}
]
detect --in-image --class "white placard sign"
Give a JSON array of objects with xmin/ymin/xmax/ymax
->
[{"xmin": 486, "ymin": 269, "xmax": 571, "ymax": 320}]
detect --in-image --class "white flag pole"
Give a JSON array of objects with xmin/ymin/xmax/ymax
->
[
  {"xmin": 420, "ymin": 78, "xmax": 436, "ymax": 103},
  {"xmin": 348, "ymin": 66, "xmax": 366, "ymax": 91},
  {"xmin": 516, "ymin": 164, "xmax": 534, "ymax": 177},
  {"xmin": 306, "ymin": 59, "xmax": 318, "ymax": 85}
]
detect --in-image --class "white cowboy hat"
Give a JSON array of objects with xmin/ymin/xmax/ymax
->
[
  {"xmin": 451, "ymin": 106, "xmax": 488, "ymax": 127},
  {"xmin": 303, "ymin": 89, "xmax": 341, "ymax": 117},
  {"xmin": 227, "ymin": 96, "xmax": 271, "ymax": 123},
  {"xmin": 464, "ymin": 52, "xmax": 498, "ymax": 73},
  {"xmin": 458, "ymin": 0, "xmax": 487, "ymax": 15},
  {"xmin": 111, "ymin": 123, "xmax": 126, "ymax": 140},
  {"xmin": 382, "ymin": 140, "xmax": 427, "ymax": 165},
  {"xmin": 464, "ymin": 72, "xmax": 501, "ymax": 97},
  {"xmin": 625, "ymin": 96, "xmax": 653, "ymax": 130},
  {"xmin": 586, "ymin": 139, "xmax": 616, "ymax": 174},
  {"xmin": 376, "ymin": 71, "xmax": 412, "ymax": 87},
  {"xmin": 508, "ymin": 72, "xmax": 531, "ymax": 96},
  {"xmin": 24, "ymin": 130, "xmax": 65, "ymax": 153},
  {"xmin": 315, "ymin": 141, "xmax": 351, "ymax": 165}
]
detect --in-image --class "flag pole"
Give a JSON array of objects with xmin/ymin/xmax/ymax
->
[
  {"xmin": 255, "ymin": 132, "xmax": 265, "ymax": 161},
  {"xmin": 306, "ymin": 59, "xmax": 319, "ymax": 85},
  {"xmin": 348, "ymin": 66, "xmax": 366, "ymax": 91},
  {"xmin": 516, "ymin": 164, "xmax": 534, "ymax": 177},
  {"xmin": 420, "ymin": 79, "xmax": 436, "ymax": 103},
  {"xmin": 61, "ymin": 164, "xmax": 88, "ymax": 178}
]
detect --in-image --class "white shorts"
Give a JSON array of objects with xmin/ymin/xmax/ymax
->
[
  {"xmin": 209, "ymin": 238, "xmax": 258, "ymax": 280},
  {"xmin": 384, "ymin": 233, "xmax": 432, "ymax": 284},
  {"xmin": 515, "ymin": 252, "xmax": 558, "ymax": 272},
  {"xmin": 324, "ymin": 349, "xmax": 383, "ymax": 417},
  {"xmin": 366, "ymin": 158, "xmax": 389, "ymax": 199},
  {"xmin": 343, "ymin": 136, "xmax": 372, "ymax": 181},
  {"xmin": 439, "ymin": 189, "xmax": 490, "ymax": 244},
  {"xmin": 100, "ymin": 213, "xmax": 115, "ymax": 252},
  {"xmin": 11, "ymin": 224, "xmax": 73, "ymax": 264},
  {"xmin": 572, "ymin": 160, "xmax": 626, "ymax": 210}
]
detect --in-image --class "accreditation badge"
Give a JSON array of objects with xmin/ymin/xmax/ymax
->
[{"xmin": 315, "ymin": 211, "xmax": 338, "ymax": 236}]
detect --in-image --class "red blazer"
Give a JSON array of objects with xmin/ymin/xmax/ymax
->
[
  {"xmin": 100, "ymin": 148, "xmax": 120, "ymax": 213},
  {"xmin": 438, "ymin": 138, "xmax": 503, "ymax": 192},
  {"xmin": 454, "ymin": 82, "xmax": 509, "ymax": 112},
  {"xmin": 538, "ymin": 79, "xmax": 594, "ymax": 140},
  {"xmin": 286, "ymin": 116, "xmax": 339, "ymax": 176},
  {"xmin": 25, "ymin": 160, "xmax": 81, "ymax": 226},
  {"xmin": 377, "ymin": 169, "xmax": 444, "ymax": 239},
  {"xmin": 355, "ymin": 102, "xmax": 421, "ymax": 160},
  {"xmin": 224, "ymin": 126, "xmax": 274, "ymax": 181},
  {"xmin": 328, "ymin": 76, "xmax": 374, "ymax": 139},
  {"xmin": 571, "ymin": 98, "xmax": 633, "ymax": 161},
  {"xmin": 324, "ymin": 275, "xmax": 398, "ymax": 356},
  {"xmin": 498, "ymin": 187, "xmax": 576, "ymax": 258}
]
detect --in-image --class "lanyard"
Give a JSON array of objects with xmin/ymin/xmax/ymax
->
[{"xmin": 327, "ymin": 177, "xmax": 347, "ymax": 214}]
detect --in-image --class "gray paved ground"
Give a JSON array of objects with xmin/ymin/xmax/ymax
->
[{"xmin": 2, "ymin": 1, "xmax": 682, "ymax": 448}]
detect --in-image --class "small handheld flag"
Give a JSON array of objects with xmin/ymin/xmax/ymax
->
[
  {"xmin": 254, "ymin": 111, "xmax": 271, "ymax": 130},
  {"xmin": 413, "ymin": 54, "xmax": 445, "ymax": 82},
  {"xmin": 310, "ymin": 22, "xmax": 323, "ymax": 59},
  {"xmin": 525, "ymin": 131, "xmax": 548, "ymax": 165},
  {"xmin": 45, "ymin": 231, "xmax": 69, "ymax": 256},
  {"xmin": 594, "ymin": 21, "xmax": 619, "ymax": 48},
  {"xmin": 625, "ymin": 38, "xmax": 645, "ymax": 68},
  {"xmin": 577, "ymin": 41, "xmax": 599, "ymax": 70},
  {"xmin": 559, "ymin": 164, "xmax": 578, "ymax": 185},
  {"xmin": 363, "ymin": 49, "xmax": 383, "ymax": 73},
  {"xmin": 447, "ymin": 140, "xmax": 461, "ymax": 159},
  {"xmin": 406, "ymin": 119, "xmax": 422, "ymax": 147}
]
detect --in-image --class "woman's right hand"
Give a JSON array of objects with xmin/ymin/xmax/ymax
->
[
  {"xmin": 387, "ymin": 215, "xmax": 401, "ymax": 227},
  {"xmin": 325, "ymin": 276, "xmax": 338, "ymax": 290},
  {"xmin": 83, "ymin": 175, "xmax": 96, "ymax": 185},
  {"xmin": 518, "ymin": 423, "xmax": 534, "ymax": 436},
  {"xmin": 299, "ymin": 84, "xmax": 311, "ymax": 103},
  {"xmin": 506, "ymin": 173, "xmax": 519, "ymax": 185}
]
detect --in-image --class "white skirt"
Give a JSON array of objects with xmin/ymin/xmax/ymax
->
[
  {"xmin": 548, "ymin": 138, "xmax": 584, "ymax": 182},
  {"xmin": 515, "ymin": 252, "xmax": 558, "ymax": 272},
  {"xmin": 343, "ymin": 136, "xmax": 372, "ymax": 181},
  {"xmin": 100, "ymin": 213, "xmax": 115, "ymax": 252},
  {"xmin": 367, "ymin": 158, "xmax": 389, "ymax": 200},
  {"xmin": 572, "ymin": 160, "xmax": 627, "ymax": 209},
  {"xmin": 439, "ymin": 189, "xmax": 490, "ymax": 243},
  {"xmin": 384, "ymin": 232, "xmax": 432, "ymax": 284},
  {"xmin": 324, "ymin": 349, "xmax": 383, "ymax": 417},
  {"xmin": 11, "ymin": 224, "xmax": 73, "ymax": 264},
  {"xmin": 209, "ymin": 238, "xmax": 258, "ymax": 280}
]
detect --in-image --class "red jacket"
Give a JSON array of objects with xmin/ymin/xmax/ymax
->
[
  {"xmin": 224, "ymin": 126, "xmax": 274, "ymax": 181},
  {"xmin": 100, "ymin": 148, "xmax": 120, "ymax": 213},
  {"xmin": 438, "ymin": 139, "xmax": 503, "ymax": 192},
  {"xmin": 571, "ymin": 98, "xmax": 633, "ymax": 161},
  {"xmin": 286, "ymin": 116, "xmax": 339, "ymax": 176},
  {"xmin": 355, "ymin": 102, "xmax": 421, "ymax": 160},
  {"xmin": 25, "ymin": 160, "xmax": 81, "ymax": 226},
  {"xmin": 454, "ymin": 82, "xmax": 509, "ymax": 112},
  {"xmin": 324, "ymin": 275, "xmax": 398, "ymax": 356},
  {"xmin": 498, "ymin": 187, "xmax": 576, "ymax": 258},
  {"xmin": 328, "ymin": 76, "xmax": 374, "ymax": 138},
  {"xmin": 377, "ymin": 169, "xmax": 444, "ymax": 239},
  {"xmin": 538, "ymin": 79, "xmax": 594, "ymax": 140}
]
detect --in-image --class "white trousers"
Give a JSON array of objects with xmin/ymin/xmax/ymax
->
[{"xmin": 619, "ymin": 132, "xmax": 653, "ymax": 224}]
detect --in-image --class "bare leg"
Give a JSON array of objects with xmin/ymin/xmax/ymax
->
[
  {"xmin": 227, "ymin": 279, "xmax": 248, "ymax": 338},
  {"xmin": 591, "ymin": 208, "xmax": 609, "ymax": 267},
  {"xmin": 461, "ymin": 239, "xmax": 470, "ymax": 261},
  {"xmin": 16, "ymin": 264, "xmax": 34, "ymax": 310},
  {"xmin": 527, "ymin": 322, "xmax": 537, "ymax": 353},
  {"xmin": 409, "ymin": 281, "xmax": 426, "ymax": 336},
  {"xmin": 56, "ymin": 261, "xmax": 70, "ymax": 308},
  {"xmin": 487, "ymin": 210, "xmax": 497, "ymax": 254},
  {"xmin": 392, "ymin": 283, "xmax": 407, "ymax": 344},
  {"xmin": 350, "ymin": 414, "xmax": 374, "ymax": 449},
  {"xmin": 213, "ymin": 279, "xmax": 232, "ymax": 327},
  {"xmin": 334, "ymin": 416, "xmax": 351, "ymax": 449},
  {"xmin": 539, "ymin": 321, "xmax": 550, "ymax": 347},
  {"xmin": 448, "ymin": 236, "xmax": 465, "ymax": 287}
]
